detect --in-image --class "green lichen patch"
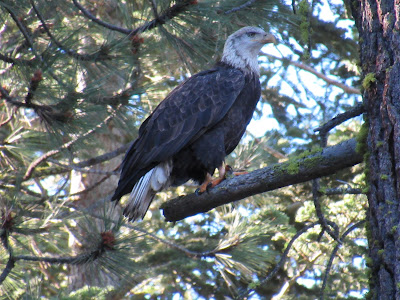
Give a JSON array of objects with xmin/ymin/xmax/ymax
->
[
  {"xmin": 362, "ymin": 72, "xmax": 376, "ymax": 89},
  {"xmin": 285, "ymin": 147, "xmax": 324, "ymax": 175}
]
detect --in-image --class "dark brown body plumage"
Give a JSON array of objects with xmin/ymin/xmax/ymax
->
[{"xmin": 112, "ymin": 62, "xmax": 260, "ymax": 201}]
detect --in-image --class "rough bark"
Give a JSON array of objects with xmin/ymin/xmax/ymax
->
[
  {"xmin": 350, "ymin": 1, "xmax": 400, "ymax": 299},
  {"xmin": 162, "ymin": 138, "xmax": 362, "ymax": 222}
]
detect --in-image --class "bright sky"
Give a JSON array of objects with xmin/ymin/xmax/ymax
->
[{"xmin": 247, "ymin": 0, "xmax": 358, "ymax": 138}]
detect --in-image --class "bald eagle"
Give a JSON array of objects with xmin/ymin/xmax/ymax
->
[{"xmin": 112, "ymin": 27, "xmax": 276, "ymax": 221}]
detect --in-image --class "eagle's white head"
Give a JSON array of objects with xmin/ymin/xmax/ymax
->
[{"xmin": 221, "ymin": 26, "xmax": 276, "ymax": 75}]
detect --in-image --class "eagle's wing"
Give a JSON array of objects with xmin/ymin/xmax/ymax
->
[{"xmin": 112, "ymin": 67, "xmax": 246, "ymax": 200}]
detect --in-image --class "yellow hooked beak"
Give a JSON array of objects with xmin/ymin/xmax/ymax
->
[{"xmin": 260, "ymin": 33, "xmax": 277, "ymax": 45}]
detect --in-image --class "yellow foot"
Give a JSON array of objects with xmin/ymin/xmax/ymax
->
[{"xmin": 195, "ymin": 165, "xmax": 247, "ymax": 195}]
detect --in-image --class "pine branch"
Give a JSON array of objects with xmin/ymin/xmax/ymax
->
[
  {"xmin": 162, "ymin": 138, "xmax": 363, "ymax": 222},
  {"xmin": 0, "ymin": 52, "xmax": 17, "ymax": 64},
  {"xmin": 126, "ymin": 223, "xmax": 219, "ymax": 259},
  {"xmin": 17, "ymin": 143, "xmax": 129, "ymax": 180},
  {"xmin": 72, "ymin": 0, "xmax": 196, "ymax": 36},
  {"xmin": 30, "ymin": 0, "xmax": 112, "ymax": 62},
  {"xmin": 23, "ymin": 109, "xmax": 118, "ymax": 180},
  {"xmin": 63, "ymin": 205, "xmax": 226, "ymax": 260},
  {"xmin": 223, "ymin": 0, "xmax": 257, "ymax": 15},
  {"xmin": 0, "ymin": 246, "xmax": 117, "ymax": 284},
  {"xmin": 238, "ymin": 222, "xmax": 319, "ymax": 299},
  {"xmin": 6, "ymin": 7, "xmax": 67, "ymax": 87}
]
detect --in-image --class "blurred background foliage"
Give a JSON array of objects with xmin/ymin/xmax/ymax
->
[{"xmin": 0, "ymin": 0, "xmax": 366, "ymax": 299}]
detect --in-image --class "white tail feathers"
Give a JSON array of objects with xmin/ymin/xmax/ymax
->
[{"xmin": 123, "ymin": 161, "xmax": 172, "ymax": 221}]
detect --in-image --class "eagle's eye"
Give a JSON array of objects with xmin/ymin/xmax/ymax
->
[{"xmin": 246, "ymin": 32, "xmax": 256, "ymax": 38}]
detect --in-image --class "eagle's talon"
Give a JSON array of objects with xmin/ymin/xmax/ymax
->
[
  {"xmin": 225, "ymin": 165, "xmax": 233, "ymax": 173},
  {"xmin": 225, "ymin": 165, "xmax": 234, "ymax": 177},
  {"xmin": 195, "ymin": 188, "xmax": 202, "ymax": 196}
]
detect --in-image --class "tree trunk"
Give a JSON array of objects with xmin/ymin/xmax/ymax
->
[{"xmin": 350, "ymin": 1, "xmax": 400, "ymax": 299}]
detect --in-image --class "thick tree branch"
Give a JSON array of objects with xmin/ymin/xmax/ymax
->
[{"xmin": 162, "ymin": 138, "xmax": 362, "ymax": 222}]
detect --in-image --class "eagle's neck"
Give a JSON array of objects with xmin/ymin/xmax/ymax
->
[{"xmin": 221, "ymin": 39, "xmax": 260, "ymax": 75}]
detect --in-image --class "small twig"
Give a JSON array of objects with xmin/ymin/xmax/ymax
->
[
  {"xmin": 72, "ymin": 0, "xmax": 132, "ymax": 35},
  {"xmin": 238, "ymin": 222, "xmax": 319, "ymax": 299},
  {"xmin": 13, "ymin": 142, "xmax": 129, "ymax": 180},
  {"xmin": 321, "ymin": 187, "xmax": 364, "ymax": 195},
  {"xmin": 14, "ymin": 249, "xmax": 102, "ymax": 265},
  {"xmin": 314, "ymin": 103, "xmax": 365, "ymax": 137},
  {"xmin": 48, "ymin": 158, "xmax": 119, "ymax": 175},
  {"xmin": 67, "ymin": 171, "xmax": 115, "ymax": 199},
  {"xmin": 74, "ymin": 143, "xmax": 130, "ymax": 169},
  {"xmin": 320, "ymin": 220, "xmax": 366, "ymax": 300},
  {"xmin": 307, "ymin": 0, "xmax": 313, "ymax": 52},
  {"xmin": 0, "ymin": 223, "xmax": 14, "ymax": 284},
  {"xmin": 313, "ymin": 179, "xmax": 341, "ymax": 243},
  {"xmin": 223, "ymin": 0, "xmax": 256, "ymax": 14},
  {"xmin": 292, "ymin": 0, "xmax": 297, "ymax": 14},
  {"xmin": 25, "ymin": 70, "xmax": 42, "ymax": 106},
  {"xmin": 0, "ymin": 52, "xmax": 18, "ymax": 64},
  {"xmin": 0, "ymin": 109, "xmax": 15, "ymax": 128}
]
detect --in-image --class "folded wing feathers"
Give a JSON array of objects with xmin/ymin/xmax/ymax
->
[{"xmin": 123, "ymin": 161, "xmax": 172, "ymax": 221}]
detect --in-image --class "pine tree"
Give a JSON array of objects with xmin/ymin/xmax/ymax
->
[{"xmin": 0, "ymin": 0, "xmax": 370, "ymax": 299}]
